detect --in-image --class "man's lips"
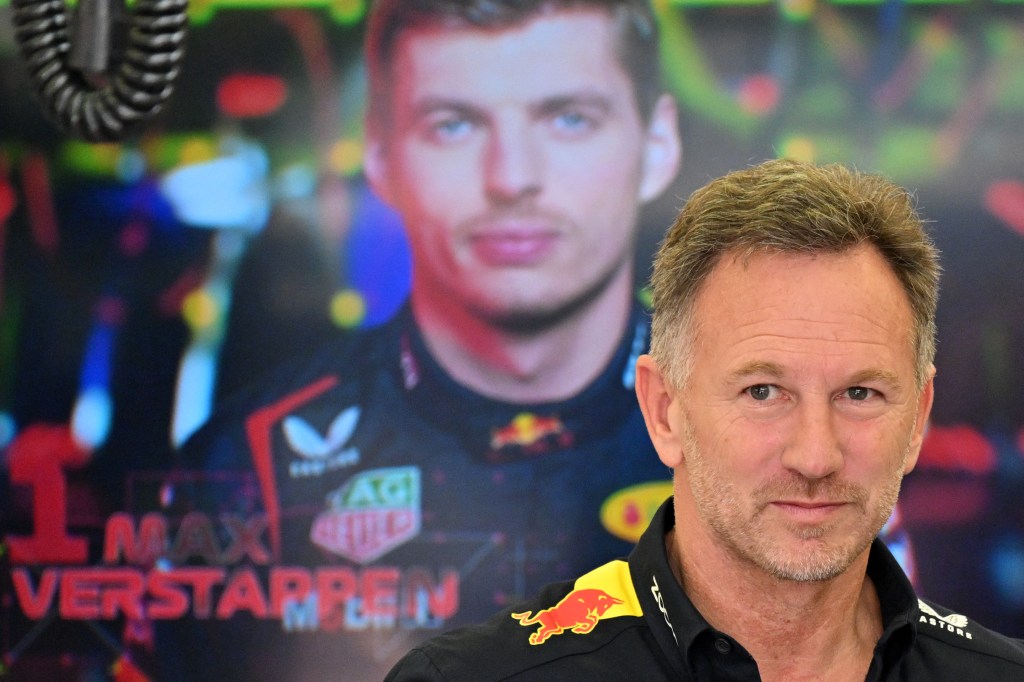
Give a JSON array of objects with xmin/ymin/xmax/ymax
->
[
  {"xmin": 770, "ymin": 500, "xmax": 849, "ymax": 521},
  {"xmin": 469, "ymin": 230, "xmax": 559, "ymax": 266}
]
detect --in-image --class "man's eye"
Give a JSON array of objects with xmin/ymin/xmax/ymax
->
[
  {"xmin": 426, "ymin": 116, "xmax": 475, "ymax": 142},
  {"xmin": 551, "ymin": 110, "xmax": 597, "ymax": 135},
  {"xmin": 437, "ymin": 119, "xmax": 470, "ymax": 137},
  {"xmin": 845, "ymin": 386, "xmax": 875, "ymax": 401},
  {"xmin": 747, "ymin": 384, "xmax": 778, "ymax": 401}
]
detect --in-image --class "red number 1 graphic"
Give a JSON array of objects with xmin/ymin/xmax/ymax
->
[{"xmin": 6, "ymin": 424, "xmax": 90, "ymax": 564}]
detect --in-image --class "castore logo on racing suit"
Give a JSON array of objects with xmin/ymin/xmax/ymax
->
[{"xmin": 284, "ymin": 405, "xmax": 361, "ymax": 478}]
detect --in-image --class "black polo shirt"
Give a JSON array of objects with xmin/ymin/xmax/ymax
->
[{"xmin": 385, "ymin": 498, "xmax": 1024, "ymax": 681}]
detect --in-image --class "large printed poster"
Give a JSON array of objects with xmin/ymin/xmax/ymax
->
[{"xmin": 1, "ymin": 0, "xmax": 1023, "ymax": 680}]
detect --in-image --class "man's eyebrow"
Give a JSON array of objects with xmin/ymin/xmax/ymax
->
[
  {"xmin": 532, "ymin": 92, "xmax": 613, "ymax": 117},
  {"xmin": 408, "ymin": 92, "xmax": 615, "ymax": 123},
  {"xmin": 848, "ymin": 368, "xmax": 902, "ymax": 389},
  {"xmin": 410, "ymin": 97, "xmax": 484, "ymax": 121},
  {"xmin": 727, "ymin": 363, "xmax": 905, "ymax": 389},
  {"xmin": 728, "ymin": 361, "xmax": 785, "ymax": 383}
]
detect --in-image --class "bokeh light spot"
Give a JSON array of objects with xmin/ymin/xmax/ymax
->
[
  {"xmin": 920, "ymin": 19, "xmax": 954, "ymax": 52},
  {"xmin": 877, "ymin": 127, "xmax": 943, "ymax": 183},
  {"xmin": 116, "ymin": 149, "xmax": 147, "ymax": 183},
  {"xmin": 182, "ymin": 288, "xmax": 221, "ymax": 331},
  {"xmin": 95, "ymin": 297, "xmax": 127, "ymax": 326},
  {"xmin": 180, "ymin": 138, "xmax": 219, "ymax": 167},
  {"xmin": 119, "ymin": 221, "xmax": 150, "ymax": 258},
  {"xmin": 779, "ymin": 0, "xmax": 815, "ymax": 23},
  {"xmin": 0, "ymin": 411, "xmax": 16, "ymax": 450},
  {"xmin": 0, "ymin": 179, "xmax": 17, "ymax": 224},
  {"xmin": 991, "ymin": 538, "xmax": 1024, "ymax": 607},
  {"xmin": 217, "ymin": 74, "xmax": 289, "ymax": 119},
  {"xmin": 737, "ymin": 74, "xmax": 780, "ymax": 116},
  {"xmin": 276, "ymin": 163, "xmax": 318, "ymax": 200},
  {"xmin": 61, "ymin": 141, "xmax": 121, "ymax": 177},
  {"xmin": 330, "ymin": 289, "xmax": 367, "ymax": 329},
  {"xmin": 160, "ymin": 482, "xmax": 175, "ymax": 508},
  {"xmin": 984, "ymin": 180, "xmax": 1024, "ymax": 238},
  {"xmin": 72, "ymin": 386, "xmax": 112, "ymax": 451},
  {"xmin": 329, "ymin": 138, "xmax": 365, "ymax": 176},
  {"xmin": 778, "ymin": 136, "xmax": 817, "ymax": 163},
  {"xmin": 332, "ymin": 0, "xmax": 366, "ymax": 24}
]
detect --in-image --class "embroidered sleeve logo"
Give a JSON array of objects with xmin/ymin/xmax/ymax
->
[{"xmin": 511, "ymin": 559, "xmax": 643, "ymax": 645}]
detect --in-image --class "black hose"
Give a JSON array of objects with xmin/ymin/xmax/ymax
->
[{"xmin": 11, "ymin": 0, "xmax": 187, "ymax": 142}]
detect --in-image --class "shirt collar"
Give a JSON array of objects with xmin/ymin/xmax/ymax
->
[
  {"xmin": 865, "ymin": 521, "xmax": 919, "ymax": 674},
  {"xmin": 630, "ymin": 498, "xmax": 920, "ymax": 678},
  {"xmin": 393, "ymin": 302, "xmax": 650, "ymax": 462}
]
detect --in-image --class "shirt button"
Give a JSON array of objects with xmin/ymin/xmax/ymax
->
[{"xmin": 714, "ymin": 638, "xmax": 732, "ymax": 655}]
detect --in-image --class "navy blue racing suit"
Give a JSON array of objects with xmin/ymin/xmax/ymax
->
[{"xmin": 158, "ymin": 302, "xmax": 671, "ymax": 681}]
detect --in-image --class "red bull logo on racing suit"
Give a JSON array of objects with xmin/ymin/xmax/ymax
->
[{"xmin": 488, "ymin": 413, "xmax": 574, "ymax": 460}]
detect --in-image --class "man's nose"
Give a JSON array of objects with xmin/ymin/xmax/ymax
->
[
  {"xmin": 484, "ymin": 121, "xmax": 542, "ymax": 204},
  {"xmin": 780, "ymin": 401, "xmax": 844, "ymax": 480}
]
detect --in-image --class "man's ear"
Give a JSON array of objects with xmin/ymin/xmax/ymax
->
[
  {"xmin": 363, "ymin": 129, "xmax": 396, "ymax": 206},
  {"xmin": 638, "ymin": 94, "xmax": 682, "ymax": 204},
  {"xmin": 635, "ymin": 354, "xmax": 685, "ymax": 469},
  {"xmin": 903, "ymin": 364, "xmax": 936, "ymax": 475}
]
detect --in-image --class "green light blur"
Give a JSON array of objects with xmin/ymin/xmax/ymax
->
[
  {"xmin": 987, "ymin": 24, "xmax": 1024, "ymax": 111},
  {"xmin": 657, "ymin": 4, "xmax": 758, "ymax": 139},
  {"xmin": 3, "ymin": 0, "xmax": 1022, "ymax": 16},
  {"xmin": 875, "ymin": 127, "xmax": 942, "ymax": 184},
  {"xmin": 790, "ymin": 84, "xmax": 855, "ymax": 123},
  {"xmin": 185, "ymin": 0, "xmax": 365, "ymax": 25},
  {"xmin": 912, "ymin": 21, "xmax": 969, "ymax": 113},
  {"xmin": 776, "ymin": 130, "xmax": 857, "ymax": 165}
]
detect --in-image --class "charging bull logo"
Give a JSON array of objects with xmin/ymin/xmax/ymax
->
[
  {"xmin": 512, "ymin": 589, "xmax": 623, "ymax": 645},
  {"xmin": 488, "ymin": 412, "xmax": 574, "ymax": 461}
]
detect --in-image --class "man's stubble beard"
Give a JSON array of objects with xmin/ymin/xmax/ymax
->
[
  {"xmin": 469, "ymin": 250, "xmax": 634, "ymax": 336},
  {"xmin": 682, "ymin": 420, "xmax": 908, "ymax": 583}
]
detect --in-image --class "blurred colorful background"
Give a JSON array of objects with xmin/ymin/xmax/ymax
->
[{"xmin": 1, "ymin": 0, "xmax": 1023, "ymax": 678}]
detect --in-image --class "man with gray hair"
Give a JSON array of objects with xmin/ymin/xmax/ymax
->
[{"xmin": 385, "ymin": 159, "xmax": 1024, "ymax": 680}]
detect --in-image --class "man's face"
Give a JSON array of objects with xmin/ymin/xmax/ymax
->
[
  {"xmin": 649, "ymin": 245, "xmax": 933, "ymax": 582},
  {"xmin": 366, "ymin": 9, "xmax": 679, "ymax": 327}
]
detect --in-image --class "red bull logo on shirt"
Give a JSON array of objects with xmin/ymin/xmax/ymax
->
[
  {"xmin": 512, "ymin": 589, "xmax": 623, "ymax": 644},
  {"xmin": 511, "ymin": 559, "xmax": 642, "ymax": 645}
]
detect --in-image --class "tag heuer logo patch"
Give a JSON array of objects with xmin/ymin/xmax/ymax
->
[{"xmin": 311, "ymin": 467, "xmax": 421, "ymax": 563}]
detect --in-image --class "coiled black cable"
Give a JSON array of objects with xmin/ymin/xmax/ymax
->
[{"xmin": 11, "ymin": 0, "xmax": 187, "ymax": 142}]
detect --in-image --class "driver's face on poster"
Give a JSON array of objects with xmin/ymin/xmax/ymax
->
[{"xmin": 368, "ymin": 9, "xmax": 664, "ymax": 323}]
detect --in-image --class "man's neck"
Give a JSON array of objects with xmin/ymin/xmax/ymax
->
[
  {"xmin": 410, "ymin": 273, "xmax": 633, "ymax": 404},
  {"xmin": 669, "ymin": 521, "xmax": 883, "ymax": 682}
]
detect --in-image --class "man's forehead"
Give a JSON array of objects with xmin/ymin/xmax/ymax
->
[
  {"xmin": 386, "ymin": 9, "xmax": 628, "ymax": 105},
  {"xmin": 389, "ymin": 6, "xmax": 618, "ymax": 53},
  {"xmin": 691, "ymin": 245, "xmax": 918, "ymax": 355}
]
